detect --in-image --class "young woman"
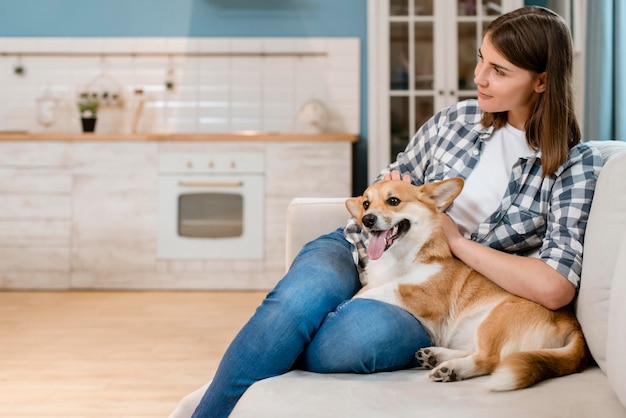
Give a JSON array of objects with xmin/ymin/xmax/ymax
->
[{"xmin": 187, "ymin": 6, "xmax": 603, "ymax": 417}]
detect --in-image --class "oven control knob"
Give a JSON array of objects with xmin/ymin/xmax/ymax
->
[
  {"xmin": 186, "ymin": 161, "xmax": 193, "ymax": 169},
  {"xmin": 230, "ymin": 161, "xmax": 236, "ymax": 169},
  {"xmin": 208, "ymin": 161, "xmax": 214, "ymax": 169}
]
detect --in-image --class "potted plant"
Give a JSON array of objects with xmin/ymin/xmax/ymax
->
[{"xmin": 77, "ymin": 92, "xmax": 100, "ymax": 132}]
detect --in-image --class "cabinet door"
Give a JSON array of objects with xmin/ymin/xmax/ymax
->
[
  {"xmin": 368, "ymin": 0, "xmax": 523, "ymax": 177},
  {"xmin": 0, "ymin": 142, "xmax": 72, "ymax": 289}
]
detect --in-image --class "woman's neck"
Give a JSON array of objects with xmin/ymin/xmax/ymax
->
[{"xmin": 507, "ymin": 111, "xmax": 528, "ymax": 131}]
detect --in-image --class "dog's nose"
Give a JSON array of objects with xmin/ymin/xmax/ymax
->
[{"xmin": 362, "ymin": 214, "xmax": 377, "ymax": 228}]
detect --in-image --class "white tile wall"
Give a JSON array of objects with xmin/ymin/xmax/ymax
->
[{"xmin": 0, "ymin": 37, "xmax": 360, "ymax": 135}]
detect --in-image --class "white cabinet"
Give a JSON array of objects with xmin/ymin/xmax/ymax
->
[
  {"xmin": 368, "ymin": 0, "xmax": 522, "ymax": 178},
  {"xmin": 70, "ymin": 142, "xmax": 159, "ymax": 288},
  {"xmin": 0, "ymin": 142, "xmax": 73, "ymax": 288},
  {"xmin": 0, "ymin": 138, "xmax": 352, "ymax": 290}
]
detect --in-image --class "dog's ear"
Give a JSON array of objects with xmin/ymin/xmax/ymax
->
[
  {"xmin": 419, "ymin": 178, "xmax": 464, "ymax": 212},
  {"xmin": 346, "ymin": 196, "xmax": 364, "ymax": 219}
]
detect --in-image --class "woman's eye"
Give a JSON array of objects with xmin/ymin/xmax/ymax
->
[{"xmin": 387, "ymin": 197, "xmax": 401, "ymax": 206}]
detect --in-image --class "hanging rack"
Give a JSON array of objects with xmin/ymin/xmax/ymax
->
[
  {"xmin": 0, "ymin": 51, "xmax": 327, "ymax": 58},
  {"xmin": 83, "ymin": 57, "xmax": 123, "ymax": 91}
]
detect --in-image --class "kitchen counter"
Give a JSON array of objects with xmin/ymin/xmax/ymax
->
[
  {"xmin": 0, "ymin": 132, "xmax": 359, "ymax": 143},
  {"xmin": 0, "ymin": 134, "xmax": 353, "ymax": 290}
]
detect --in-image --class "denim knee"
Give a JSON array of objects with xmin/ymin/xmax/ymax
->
[
  {"xmin": 269, "ymin": 228, "xmax": 361, "ymax": 318},
  {"xmin": 298, "ymin": 299, "xmax": 431, "ymax": 373}
]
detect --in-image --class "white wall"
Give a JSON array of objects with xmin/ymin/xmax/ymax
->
[{"xmin": 0, "ymin": 37, "xmax": 360, "ymax": 135}]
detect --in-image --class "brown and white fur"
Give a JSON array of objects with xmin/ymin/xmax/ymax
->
[{"xmin": 346, "ymin": 178, "xmax": 588, "ymax": 391}]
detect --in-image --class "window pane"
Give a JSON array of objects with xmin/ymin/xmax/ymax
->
[
  {"xmin": 390, "ymin": 0, "xmax": 409, "ymax": 16},
  {"xmin": 413, "ymin": 0, "xmax": 433, "ymax": 16},
  {"xmin": 390, "ymin": 96, "xmax": 410, "ymax": 160},
  {"xmin": 458, "ymin": 22, "xmax": 478, "ymax": 90},
  {"xmin": 415, "ymin": 96, "xmax": 434, "ymax": 130},
  {"xmin": 482, "ymin": 0, "xmax": 502, "ymax": 16},
  {"xmin": 459, "ymin": 94, "xmax": 478, "ymax": 102},
  {"xmin": 390, "ymin": 22, "xmax": 409, "ymax": 90},
  {"xmin": 414, "ymin": 22, "xmax": 434, "ymax": 90},
  {"xmin": 458, "ymin": 0, "xmax": 477, "ymax": 16}
]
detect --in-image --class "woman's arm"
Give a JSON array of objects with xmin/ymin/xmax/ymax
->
[
  {"xmin": 440, "ymin": 144, "xmax": 602, "ymax": 310},
  {"xmin": 383, "ymin": 170, "xmax": 575, "ymax": 309},
  {"xmin": 439, "ymin": 213, "xmax": 575, "ymax": 310},
  {"xmin": 384, "ymin": 170, "xmax": 574, "ymax": 309}
]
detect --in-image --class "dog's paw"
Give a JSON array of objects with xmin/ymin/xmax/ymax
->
[
  {"xmin": 429, "ymin": 365, "xmax": 458, "ymax": 383},
  {"xmin": 416, "ymin": 348, "xmax": 438, "ymax": 369}
]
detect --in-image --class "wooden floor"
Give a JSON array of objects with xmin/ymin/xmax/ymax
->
[{"xmin": 0, "ymin": 290, "xmax": 266, "ymax": 417}]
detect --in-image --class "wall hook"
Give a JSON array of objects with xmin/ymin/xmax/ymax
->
[{"xmin": 13, "ymin": 55, "xmax": 26, "ymax": 76}]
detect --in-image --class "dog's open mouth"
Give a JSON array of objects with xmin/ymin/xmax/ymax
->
[{"xmin": 367, "ymin": 219, "xmax": 410, "ymax": 261}]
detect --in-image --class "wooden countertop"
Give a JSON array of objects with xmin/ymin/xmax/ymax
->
[{"xmin": 0, "ymin": 132, "xmax": 359, "ymax": 143}]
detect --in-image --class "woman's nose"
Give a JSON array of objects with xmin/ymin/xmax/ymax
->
[{"xmin": 474, "ymin": 63, "xmax": 487, "ymax": 87}]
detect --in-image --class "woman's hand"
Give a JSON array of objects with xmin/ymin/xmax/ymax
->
[
  {"xmin": 383, "ymin": 170, "xmax": 412, "ymax": 183},
  {"xmin": 439, "ymin": 213, "xmax": 575, "ymax": 310},
  {"xmin": 439, "ymin": 213, "xmax": 464, "ymax": 252}
]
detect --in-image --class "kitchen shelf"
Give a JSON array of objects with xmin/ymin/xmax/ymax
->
[
  {"xmin": 0, "ymin": 132, "xmax": 359, "ymax": 143},
  {"xmin": 0, "ymin": 51, "xmax": 327, "ymax": 58}
]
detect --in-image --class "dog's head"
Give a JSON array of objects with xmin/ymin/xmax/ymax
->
[{"xmin": 345, "ymin": 178, "xmax": 464, "ymax": 261}]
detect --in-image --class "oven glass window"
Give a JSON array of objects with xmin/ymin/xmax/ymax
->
[{"xmin": 178, "ymin": 193, "xmax": 243, "ymax": 238}]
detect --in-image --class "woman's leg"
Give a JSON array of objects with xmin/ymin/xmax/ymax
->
[
  {"xmin": 298, "ymin": 298, "xmax": 432, "ymax": 373},
  {"xmin": 192, "ymin": 229, "xmax": 360, "ymax": 418}
]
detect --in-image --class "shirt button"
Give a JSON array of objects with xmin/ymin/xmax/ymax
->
[{"xmin": 473, "ymin": 149, "xmax": 480, "ymax": 155}]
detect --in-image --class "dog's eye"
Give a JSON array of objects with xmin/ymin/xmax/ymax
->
[
  {"xmin": 387, "ymin": 197, "xmax": 401, "ymax": 206},
  {"xmin": 363, "ymin": 200, "xmax": 370, "ymax": 210}
]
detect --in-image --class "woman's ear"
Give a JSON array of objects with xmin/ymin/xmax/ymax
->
[{"xmin": 535, "ymin": 72, "xmax": 547, "ymax": 93}]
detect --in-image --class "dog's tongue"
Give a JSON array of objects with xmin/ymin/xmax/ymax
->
[{"xmin": 367, "ymin": 230, "xmax": 389, "ymax": 261}]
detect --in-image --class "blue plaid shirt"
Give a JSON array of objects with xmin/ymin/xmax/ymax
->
[{"xmin": 345, "ymin": 100, "xmax": 603, "ymax": 288}]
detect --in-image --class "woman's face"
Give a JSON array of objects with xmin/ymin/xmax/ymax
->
[{"xmin": 474, "ymin": 35, "xmax": 546, "ymax": 130}]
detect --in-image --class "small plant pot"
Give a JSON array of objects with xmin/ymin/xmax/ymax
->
[{"xmin": 81, "ymin": 117, "xmax": 97, "ymax": 133}]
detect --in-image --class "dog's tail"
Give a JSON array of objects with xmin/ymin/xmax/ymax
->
[{"xmin": 485, "ymin": 326, "xmax": 589, "ymax": 391}]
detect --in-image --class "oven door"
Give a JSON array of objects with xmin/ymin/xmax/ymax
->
[{"xmin": 157, "ymin": 175, "xmax": 264, "ymax": 259}]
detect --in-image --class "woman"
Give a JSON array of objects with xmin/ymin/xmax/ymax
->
[{"xmin": 188, "ymin": 6, "xmax": 602, "ymax": 417}]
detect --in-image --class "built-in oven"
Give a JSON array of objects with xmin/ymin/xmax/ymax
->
[{"xmin": 157, "ymin": 151, "xmax": 265, "ymax": 259}]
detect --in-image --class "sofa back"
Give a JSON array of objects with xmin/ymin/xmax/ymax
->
[
  {"xmin": 285, "ymin": 140, "xmax": 626, "ymax": 408},
  {"xmin": 577, "ymin": 140, "xmax": 626, "ymax": 407}
]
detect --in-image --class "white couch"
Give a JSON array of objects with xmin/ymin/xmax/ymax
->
[{"xmin": 172, "ymin": 140, "xmax": 626, "ymax": 418}]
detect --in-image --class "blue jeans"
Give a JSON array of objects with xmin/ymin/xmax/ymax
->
[{"xmin": 191, "ymin": 229, "xmax": 431, "ymax": 418}]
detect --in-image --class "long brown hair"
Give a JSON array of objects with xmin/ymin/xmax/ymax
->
[{"xmin": 480, "ymin": 6, "xmax": 580, "ymax": 177}]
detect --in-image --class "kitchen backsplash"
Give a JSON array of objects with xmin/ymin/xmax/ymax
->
[{"xmin": 0, "ymin": 37, "xmax": 360, "ymax": 134}]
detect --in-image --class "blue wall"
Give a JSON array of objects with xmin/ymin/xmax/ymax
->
[
  {"xmin": 0, "ymin": 0, "xmax": 366, "ymax": 38},
  {"xmin": 0, "ymin": 0, "xmax": 369, "ymax": 193}
]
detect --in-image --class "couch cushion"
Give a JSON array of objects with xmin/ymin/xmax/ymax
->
[
  {"xmin": 231, "ymin": 368, "xmax": 625, "ymax": 417},
  {"xmin": 577, "ymin": 146, "xmax": 626, "ymax": 372},
  {"xmin": 607, "ymin": 233, "xmax": 626, "ymax": 407},
  {"xmin": 285, "ymin": 198, "xmax": 349, "ymax": 270}
]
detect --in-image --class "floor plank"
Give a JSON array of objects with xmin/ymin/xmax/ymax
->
[{"xmin": 0, "ymin": 291, "xmax": 266, "ymax": 417}]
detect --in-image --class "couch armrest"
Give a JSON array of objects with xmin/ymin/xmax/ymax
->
[{"xmin": 285, "ymin": 197, "xmax": 350, "ymax": 271}]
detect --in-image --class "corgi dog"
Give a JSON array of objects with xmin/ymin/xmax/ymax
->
[{"xmin": 345, "ymin": 178, "xmax": 588, "ymax": 391}]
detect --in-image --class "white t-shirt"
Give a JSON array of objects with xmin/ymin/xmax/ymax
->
[{"xmin": 446, "ymin": 124, "xmax": 535, "ymax": 237}]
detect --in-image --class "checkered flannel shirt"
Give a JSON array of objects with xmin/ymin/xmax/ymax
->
[{"xmin": 344, "ymin": 100, "xmax": 603, "ymax": 288}]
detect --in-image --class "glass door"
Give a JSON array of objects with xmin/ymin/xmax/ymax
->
[
  {"xmin": 381, "ymin": 0, "xmax": 522, "ymax": 164},
  {"xmin": 178, "ymin": 192, "xmax": 244, "ymax": 238},
  {"xmin": 388, "ymin": 0, "xmax": 435, "ymax": 159},
  {"xmin": 457, "ymin": 0, "xmax": 508, "ymax": 101}
]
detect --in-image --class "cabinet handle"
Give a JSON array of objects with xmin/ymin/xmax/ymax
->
[{"xmin": 179, "ymin": 181, "xmax": 243, "ymax": 188}]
